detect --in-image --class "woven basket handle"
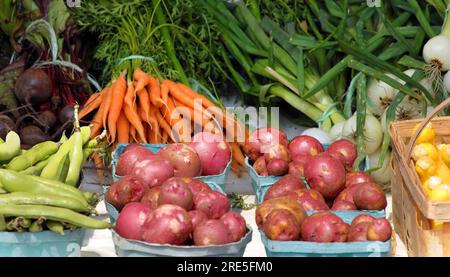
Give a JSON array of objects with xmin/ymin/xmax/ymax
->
[{"xmin": 406, "ymin": 97, "xmax": 450, "ymax": 159}]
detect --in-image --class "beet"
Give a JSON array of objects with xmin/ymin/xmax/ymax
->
[
  {"xmin": 59, "ymin": 105, "xmax": 74, "ymax": 125},
  {"xmin": 19, "ymin": 125, "xmax": 49, "ymax": 146},
  {"xmin": 37, "ymin": 111, "xmax": 57, "ymax": 130},
  {"xmin": 15, "ymin": 69, "xmax": 51, "ymax": 105},
  {"xmin": 0, "ymin": 115, "xmax": 15, "ymax": 140}
]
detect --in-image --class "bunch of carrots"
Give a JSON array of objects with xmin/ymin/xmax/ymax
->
[{"xmin": 79, "ymin": 68, "xmax": 247, "ymax": 175}]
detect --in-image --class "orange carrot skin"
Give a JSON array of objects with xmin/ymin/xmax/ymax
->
[
  {"xmin": 124, "ymin": 82, "xmax": 147, "ymax": 143},
  {"xmin": 102, "ymin": 84, "xmax": 114, "ymax": 132},
  {"xmin": 149, "ymin": 76, "xmax": 161, "ymax": 107},
  {"xmin": 137, "ymin": 87, "xmax": 151, "ymax": 124},
  {"xmin": 117, "ymin": 110, "xmax": 130, "ymax": 143},
  {"xmin": 107, "ymin": 74, "xmax": 127, "ymax": 143},
  {"xmin": 134, "ymin": 68, "xmax": 151, "ymax": 92},
  {"xmin": 79, "ymin": 91, "xmax": 104, "ymax": 120}
]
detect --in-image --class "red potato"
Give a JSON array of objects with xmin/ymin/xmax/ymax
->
[
  {"xmin": 141, "ymin": 204, "xmax": 192, "ymax": 245},
  {"xmin": 286, "ymin": 189, "xmax": 329, "ymax": 211},
  {"xmin": 264, "ymin": 144, "xmax": 291, "ymax": 163},
  {"xmin": 188, "ymin": 210, "xmax": 208, "ymax": 230},
  {"xmin": 185, "ymin": 178, "xmax": 212, "ymax": 198},
  {"xmin": 115, "ymin": 146, "xmax": 154, "ymax": 176},
  {"xmin": 253, "ymin": 156, "xmax": 268, "ymax": 176},
  {"xmin": 327, "ymin": 139, "xmax": 357, "ymax": 171},
  {"xmin": 328, "ymin": 151, "xmax": 347, "ymax": 169},
  {"xmin": 190, "ymin": 133, "xmax": 230, "ymax": 176},
  {"xmin": 159, "ymin": 144, "xmax": 202, "ymax": 177},
  {"xmin": 331, "ymin": 200, "xmax": 357, "ymax": 210},
  {"xmin": 345, "ymin": 171, "xmax": 373, "ymax": 188},
  {"xmin": 220, "ymin": 211, "xmax": 247, "ymax": 242},
  {"xmin": 122, "ymin": 144, "xmax": 152, "ymax": 154},
  {"xmin": 351, "ymin": 214, "xmax": 375, "ymax": 227},
  {"xmin": 334, "ymin": 183, "xmax": 361, "ymax": 204},
  {"xmin": 115, "ymin": 203, "xmax": 151, "ymax": 240},
  {"xmin": 193, "ymin": 219, "xmax": 232, "ymax": 246},
  {"xmin": 263, "ymin": 209, "xmax": 301, "ymax": 241},
  {"xmin": 244, "ymin": 128, "xmax": 289, "ymax": 162},
  {"xmin": 348, "ymin": 222, "xmax": 370, "ymax": 242},
  {"xmin": 288, "ymin": 135, "xmax": 324, "ymax": 158},
  {"xmin": 140, "ymin": 186, "xmax": 161, "ymax": 210},
  {"xmin": 304, "ymin": 153, "xmax": 346, "ymax": 199},
  {"xmin": 301, "ymin": 212, "xmax": 349, "ymax": 242},
  {"xmin": 158, "ymin": 177, "xmax": 194, "ymax": 210},
  {"xmin": 131, "ymin": 157, "xmax": 174, "ymax": 188},
  {"xmin": 255, "ymin": 196, "xmax": 307, "ymax": 228},
  {"xmin": 106, "ymin": 175, "xmax": 147, "ymax": 211},
  {"xmin": 288, "ymin": 155, "xmax": 309, "ymax": 179},
  {"xmin": 267, "ymin": 159, "xmax": 289, "ymax": 176},
  {"xmin": 193, "ymin": 191, "xmax": 230, "ymax": 219},
  {"xmin": 367, "ymin": 218, "xmax": 392, "ymax": 242},
  {"xmin": 263, "ymin": 175, "xmax": 306, "ymax": 201},
  {"xmin": 353, "ymin": 182, "xmax": 387, "ymax": 210}
]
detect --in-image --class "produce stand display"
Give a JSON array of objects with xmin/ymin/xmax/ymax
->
[{"xmin": 2, "ymin": 0, "xmax": 450, "ymax": 257}]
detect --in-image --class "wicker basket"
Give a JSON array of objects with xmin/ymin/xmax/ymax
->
[{"xmin": 388, "ymin": 98, "xmax": 450, "ymax": 256}]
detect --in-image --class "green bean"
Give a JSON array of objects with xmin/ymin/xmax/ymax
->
[
  {"xmin": 0, "ymin": 131, "xmax": 20, "ymax": 162},
  {"xmin": 46, "ymin": 221, "xmax": 64, "ymax": 236},
  {"xmin": 29, "ymin": 217, "xmax": 45, "ymax": 233},
  {"xmin": 0, "ymin": 169, "xmax": 89, "ymax": 206},
  {"xmin": 0, "ymin": 214, "xmax": 5, "ymax": 231},
  {"xmin": 7, "ymin": 141, "xmax": 59, "ymax": 171},
  {"xmin": 58, "ymin": 154, "xmax": 70, "ymax": 182},
  {"xmin": 83, "ymin": 192, "xmax": 99, "ymax": 207},
  {"xmin": 0, "ymin": 192, "xmax": 92, "ymax": 213},
  {"xmin": 0, "ymin": 205, "xmax": 110, "ymax": 229},
  {"xmin": 19, "ymin": 157, "xmax": 50, "ymax": 176},
  {"xmin": 65, "ymin": 105, "xmax": 83, "ymax": 187}
]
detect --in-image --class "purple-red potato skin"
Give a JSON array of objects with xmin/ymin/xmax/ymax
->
[
  {"xmin": 158, "ymin": 177, "xmax": 194, "ymax": 210},
  {"xmin": 185, "ymin": 178, "xmax": 212, "ymax": 198},
  {"xmin": 288, "ymin": 135, "xmax": 324, "ymax": 158},
  {"xmin": 256, "ymin": 196, "xmax": 307, "ymax": 228},
  {"xmin": 244, "ymin": 128, "xmax": 288, "ymax": 162},
  {"xmin": 253, "ymin": 156, "xmax": 268, "ymax": 176},
  {"xmin": 264, "ymin": 144, "xmax": 291, "ymax": 163},
  {"xmin": 188, "ymin": 210, "xmax": 208, "ymax": 230},
  {"xmin": 106, "ymin": 175, "xmax": 147, "ymax": 211},
  {"xmin": 131, "ymin": 157, "xmax": 174, "ymax": 188},
  {"xmin": 327, "ymin": 139, "xmax": 357, "ymax": 171},
  {"xmin": 304, "ymin": 154, "xmax": 346, "ymax": 199},
  {"xmin": 141, "ymin": 204, "xmax": 192, "ymax": 245},
  {"xmin": 220, "ymin": 212, "xmax": 247, "ymax": 242},
  {"xmin": 267, "ymin": 159, "xmax": 289, "ymax": 176},
  {"xmin": 285, "ymin": 189, "xmax": 329, "ymax": 211},
  {"xmin": 334, "ymin": 183, "xmax": 361, "ymax": 204},
  {"xmin": 351, "ymin": 214, "xmax": 375, "ymax": 227},
  {"xmin": 115, "ymin": 203, "xmax": 151, "ymax": 240},
  {"xmin": 159, "ymin": 144, "xmax": 202, "ymax": 177},
  {"xmin": 140, "ymin": 186, "xmax": 161, "ymax": 210},
  {"xmin": 193, "ymin": 191, "xmax": 230, "ymax": 219},
  {"xmin": 263, "ymin": 175, "xmax": 306, "ymax": 201},
  {"xmin": 331, "ymin": 200, "xmax": 357, "ymax": 210},
  {"xmin": 115, "ymin": 147, "xmax": 154, "ymax": 176},
  {"xmin": 288, "ymin": 155, "xmax": 309, "ymax": 179},
  {"xmin": 367, "ymin": 218, "xmax": 392, "ymax": 242},
  {"xmin": 348, "ymin": 222, "xmax": 370, "ymax": 242},
  {"xmin": 301, "ymin": 212, "xmax": 349, "ymax": 242},
  {"xmin": 345, "ymin": 171, "xmax": 374, "ymax": 188},
  {"xmin": 262, "ymin": 209, "xmax": 301, "ymax": 241},
  {"xmin": 353, "ymin": 182, "xmax": 387, "ymax": 210},
  {"xmin": 193, "ymin": 219, "xmax": 232, "ymax": 246},
  {"xmin": 190, "ymin": 133, "xmax": 230, "ymax": 176}
]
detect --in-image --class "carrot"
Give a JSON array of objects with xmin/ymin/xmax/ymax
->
[
  {"xmin": 156, "ymin": 109, "xmax": 173, "ymax": 141},
  {"xmin": 177, "ymin": 82, "xmax": 215, "ymax": 109},
  {"xmin": 101, "ymin": 83, "xmax": 114, "ymax": 132},
  {"xmin": 79, "ymin": 91, "xmax": 104, "ymax": 120},
  {"xmin": 133, "ymin": 68, "xmax": 152, "ymax": 93},
  {"xmin": 117, "ymin": 110, "xmax": 130, "ymax": 143},
  {"xmin": 137, "ymin": 87, "xmax": 151, "ymax": 123},
  {"xmin": 162, "ymin": 130, "xmax": 169, "ymax": 143},
  {"xmin": 90, "ymin": 88, "xmax": 109, "ymax": 138},
  {"xmin": 149, "ymin": 76, "xmax": 162, "ymax": 107},
  {"xmin": 160, "ymin": 80, "xmax": 170, "ymax": 105},
  {"xmin": 107, "ymin": 73, "xmax": 127, "ymax": 143},
  {"xmin": 129, "ymin": 125, "xmax": 137, "ymax": 142},
  {"xmin": 231, "ymin": 159, "xmax": 242, "ymax": 177},
  {"xmin": 92, "ymin": 153, "xmax": 106, "ymax": 182},
  {"xmin": 230, "ymin": 142, "xmax": 245, "ymax": 167},
  {"xmin": 124, "ymin": 82, "xmax": 147, "ymax": 143}
]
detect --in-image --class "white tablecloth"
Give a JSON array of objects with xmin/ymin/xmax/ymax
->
[{"xmin": 80, "ymin": 195, "xmax": 408, "ymax": 257}]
